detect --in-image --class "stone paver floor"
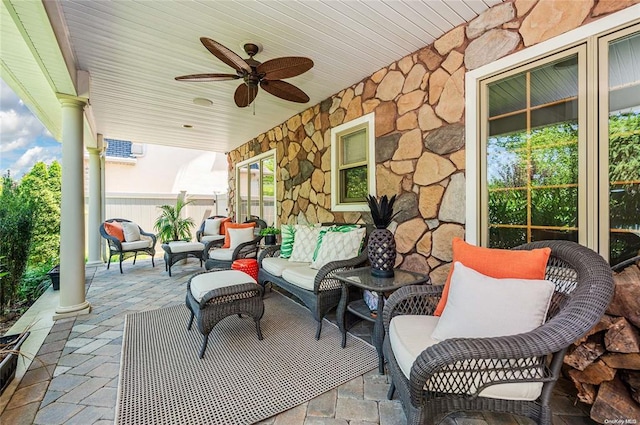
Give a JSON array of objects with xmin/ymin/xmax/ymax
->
[{"xmin": 0, "ymin": 257, "xmax": 596, "ymax": 425}]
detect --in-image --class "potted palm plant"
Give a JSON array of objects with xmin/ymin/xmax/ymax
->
[
  {"xmin": 260, "ymin": 226, "xmax": 280, "ymax": 245},
  {"xmin": 154, "ymin": 198, "xmax": 195, "ymax": 243},
  {"xmin": 366, "ymin": 194, "xmax": 398, "ymax": 277}
]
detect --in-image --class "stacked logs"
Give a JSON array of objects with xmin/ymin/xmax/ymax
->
[{"xmin": 563, "ymin": 262, "xmax": 640, "ymax": 423}]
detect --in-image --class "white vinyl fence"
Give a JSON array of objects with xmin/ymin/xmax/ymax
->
[{"xmin": 86, "ymin": 193, "xmax": 228, "ymax": 257}]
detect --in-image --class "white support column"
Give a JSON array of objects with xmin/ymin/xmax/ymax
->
[
  {"xmin": 86, "ymin": 135, "xmax": 103, "ymax": 266},
  {"xmin": 55, "ymin": 95, "xmax": 91, "ymax": 319},
  {"xmin": 100, "ymin": 139, "xmax": 107, "ymax": 262}
]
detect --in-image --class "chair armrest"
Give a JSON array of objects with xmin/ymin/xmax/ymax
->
[
  {"xmin": 313, "ymin": 251, "xmax": 369, "ymax": 293},
  {"xmin": 231, "ymin": 236, "xmax": 261, "ymax": 260},
  {"xmin": 382, "ymin": 284, "xmax": 443, "ymax": 333},
  {"xmin": 202, "ymin": 239, "xmax": 225, "ymax": 256},
  {"xmin": 101, "ymin": 232, "xmax": 123, "ymax": 251},
  {"xmin": 139, "ymin": 228, "xmax": 157, "ymax": 245},
  {"xmin": 258, "ymin": 245, "xmax": 281, "ymax": 265},
  {"xmin": 196, "ymin": 230, "xmax": 204, "ymax": 242},
  {"xmin": 408, "ymin": 331, "xmax": 556, "ymax": 406}
]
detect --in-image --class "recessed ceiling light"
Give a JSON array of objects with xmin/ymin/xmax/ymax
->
[
  {"xmin": 193, "ymin": 97, "xmax": 213, "ymax": 107},
  {"xmin": 182, "ymin": 124, "xmax": 193, "ymax": 129}
]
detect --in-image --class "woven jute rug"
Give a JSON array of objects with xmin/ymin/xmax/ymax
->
[{"xmin": 116, "ymin": 291, "xmax": 377, "ymax": 425}]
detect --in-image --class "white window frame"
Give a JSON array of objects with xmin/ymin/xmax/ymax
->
[
  {"xmin": 235, "ymin": 149, "xmax": 276, "ymax": 224},
  {"xmin": 465, "ymin": 5, "xmax": 640, "ymax": 251},
  {"xmin": 330, "ymin": 112, "xmax": 376, "ymax": 212}
]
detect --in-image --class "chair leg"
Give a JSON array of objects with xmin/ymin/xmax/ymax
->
[
  {"xmin": 199, "ymin": 334, "xmax": 209, "ymax": 359},
  {"xmin": 387, "ymin": 381, "xmax": 395, "ymax": 400},
  {"xmin": 315, "ymin": 320, "xmax": 322, "ymax": 340},
  {"xmin": 107, "ymin": 257, "xmax": 111, "ymax": 270},
  {"xmin": 119, "ymin": 254, "xmax": 123, "ymax": 274},
  {"xmin": 187, "ymin": 311, "xmax": 194, "ymax": 330},
  {"xmin": 255, "ymin": 319, "xmax": 263, "ymax": 341},
  {"xmin": 151, "ymin": 256, "xmax": 155, "ymax": 268},
  {"xmin": 133, "ymin": 252, "xmax": 138, "ymax": 265}
]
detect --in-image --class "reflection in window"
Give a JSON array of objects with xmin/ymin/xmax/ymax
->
[{"xmin": 486, "ymin": 54, "xmax": 580, "ymax": 248}]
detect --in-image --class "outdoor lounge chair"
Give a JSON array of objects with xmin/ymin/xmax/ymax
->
[
  {"xmin": 204, "ymin": 218, "xmax": 267, "ymax": 270},
  {"xmin": 196, "ymin": 215, "xmax": 228, "ymax": 251},
  {"xmin": 100, "ymin": 218, "xmax": 156, "ymax": 273},
  {"xmin": 382, "ymin": 240, "xmax": 614, "ymax": 425}
]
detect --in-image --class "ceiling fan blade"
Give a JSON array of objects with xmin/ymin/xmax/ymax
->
[
  {"xmin": 257, "ymin": 57, "xmax": 314, "ymax": 80},
  {"xmin": 234, "ymin": 83, "xmax": 258, "ymax": 108},
  {"xmin": 175, "ymin": 73, "xmax": 240, "ymax": 82},
  {"xmin": 200, "ymin": 37, "xmax": 251, "ymax": 74},
  {"xmin": 260, "ymin": 80, "xmax": 310, "ymax": 103}
]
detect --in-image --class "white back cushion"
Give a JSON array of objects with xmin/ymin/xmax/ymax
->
[
  {"xmin": 204, "ymin": 218, "xmax": 224, "ymax": 236},
  {"xmin": 288, "ymin": 225, "xmax": 322, "ymax": 263},
  {"xmin": 228, "ymin": 227, "xmax": 255, "ymax": 249},
  {"xmin": 432, "ymin": 262, "xmax": 555, "ymax": 341},
  {"xmin": 311, "ymin": 227, "xmax": 366, "ymax": 269},
  {"xmin": 121, "ymin": 222, "xmax": 141, "ymax": 242}
]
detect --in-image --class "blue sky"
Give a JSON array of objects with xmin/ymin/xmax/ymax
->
[{"xmin": 0, "ymin": 80, "xmax": 62, "ymax": 179}]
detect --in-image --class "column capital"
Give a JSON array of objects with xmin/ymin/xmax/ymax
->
[
  {"xmin": 86, "ymin": 146, "xmax": 102, "ymax": 155},
  {"xmin": 56, "ymin": 93, "xmax": 88, "ymax": 107}
]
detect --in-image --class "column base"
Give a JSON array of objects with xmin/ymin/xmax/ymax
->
[
  {"xmin": 85, "ymin": 260, "xmax": 103, "ymax": 267},
  {"xmin": 53, "ymin": 301, "xmax": 92, "ymax": 321}
]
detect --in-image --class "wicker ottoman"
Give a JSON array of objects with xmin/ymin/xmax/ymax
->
[
  {"xmin": 162, "ymin": 241, "xmax": 205, "ymax": 277},
  {"xmin": 185, "ymin": 270, "xmax": 264, "ymax": 358}
]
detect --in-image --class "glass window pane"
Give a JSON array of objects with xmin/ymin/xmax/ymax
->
[
  {"xmin": 341, "ymin": 129, "xmax": 367, "ymax": 165},
  {"xmin": 608, "ymin": 32, "xmax": 640, "ymax": 266},
  {"xmin": 530, "ymin": 187, "xmax": 578, "ymax": 227},
  {"xmin": 261, "ymin": 157, "xmax": 275, "ymax": 225},
  {"xmin": 238, "ymin": 165, "xmax": 249, "ymax": 222},
  {"xmin": 340, "ymin": 166, "xmax": 368, "ymax": 202},
  {"xmin": 485, "ymin": 52, "xmax": 580, "ymax": 248}
]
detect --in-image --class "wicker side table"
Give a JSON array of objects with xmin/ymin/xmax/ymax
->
[{"xmin": 185, "ymin": 269, "xmax": 264, "ymax": 358}]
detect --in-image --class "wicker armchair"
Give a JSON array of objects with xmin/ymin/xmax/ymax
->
[
  {"xmin": 382, "ymin": 240, "xmax": 614, "ymax": 425},
  {"xmin": 204, "ymin": 218, "xmax": 267, "ymax": 270},
  {"xmin": 196, "ymin": 215, "xmax": 227, "ymax": 251},
  {"xmin": 99, "ymin": 218, "xmax": 156, "ymax": 273}
]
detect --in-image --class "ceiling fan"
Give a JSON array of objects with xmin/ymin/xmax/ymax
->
[{"xmin": 175, "ymin": 37, "xmax": 314, "ymax": 108}]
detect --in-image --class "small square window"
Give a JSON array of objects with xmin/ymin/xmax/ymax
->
[{"xmin": 331, "ymin": 113, "xmax": 376, "ymax": 211}]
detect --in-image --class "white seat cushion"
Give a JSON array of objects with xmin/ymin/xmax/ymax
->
[
  {"xmin": 208, "ymin": 248, "xmax": 234, "ymax": 261},
  {"xmin": 262, "ymin": 257, "xmax": 311, "ymax": 277},
  {"xmin": 121, "ymin": 240, "xmax": 151, "ymax": 250},
  {"xmin": 201, "ymin": 234, "xmax": 225, "ymax": 243},
  {"xmin": 167, "ymin": 241, "xmax": 205, "ymax": 253},
  {"xmin": 389, "ymin": 315, "xmax": 543, "ymax": 401},
  {"xmin": 190, "ymin": 270, "xmax": 257, "ymax": 302},
  {"xmin": 281, "ymin": 266, "xmax": 319, "ymax": 291}
]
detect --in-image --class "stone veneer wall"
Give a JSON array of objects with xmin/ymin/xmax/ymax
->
[{"xmin": 228, "ymin": 0, "xmax": 637, "ymax": 284}]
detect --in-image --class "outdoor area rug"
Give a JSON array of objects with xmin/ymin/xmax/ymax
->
[{"xmin": 116, "ymin": 291, "xmax": 378, "ymax": 425}]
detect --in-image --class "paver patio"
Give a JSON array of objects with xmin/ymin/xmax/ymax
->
[{"xmin": 0, "ymin": 257, "xmax": 596, "ymax": 425}]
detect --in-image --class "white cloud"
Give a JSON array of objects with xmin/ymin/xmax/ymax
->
[
  {"xmin": 10, "ymin": 146, "xmax": 58, "ymax": 177},
  {"xmin": 0, "ymin": 81, "xmax": 50, "ymax": 153}
]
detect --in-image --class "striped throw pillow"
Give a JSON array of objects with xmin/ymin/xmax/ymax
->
[{"xmin": 279, "ymin": 224, "xmax": 295, "ymax": 259}]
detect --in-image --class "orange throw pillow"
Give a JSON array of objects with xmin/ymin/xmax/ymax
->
[
  {"xmin": 104, "ymin": 221, "xmax": 125, "ymax": 242},
  {"xmin": 219, "ymin": 218, "xmax": 232, "ymax": 235},
  {"xmin": 222, "ymin": 222, "xmax": 256, "ymax": 248},
  {"xmin": 434, "ymin": 237, "xmax": 552, "ymax": 316}
]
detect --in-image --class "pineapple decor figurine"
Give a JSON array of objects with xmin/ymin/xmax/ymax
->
[{"xmin": 366, "ymin": 194, "xmax": 398, "ymax": 277}]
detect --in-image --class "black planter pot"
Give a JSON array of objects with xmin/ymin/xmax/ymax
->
[
  {"xmin": 0, "ymin": 332, "xmax": 30, "ymax": 395},
  {"xmin": 367, "ymin": 228, "xmax": 396, "ymax": 277},
  {"xmin": 48, "ymin": 265, "xmax": 60, "ymax": 291},
  {"xmin": 264, "ymin": 234, "xmax": 277, "ymax": 245}
]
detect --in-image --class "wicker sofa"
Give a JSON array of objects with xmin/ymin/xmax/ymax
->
[
  {"xmin": 258, "ymin": 223, "xmax": 371, "ymax": 339},
  {"xmin": 382, "ymin": 240, "xmax": 614, "ymax": 425}
]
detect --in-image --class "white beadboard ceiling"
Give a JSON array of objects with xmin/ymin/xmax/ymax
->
[{"xmin": 56, "ymin": 0, "xmax": 502, "ymax": 153}]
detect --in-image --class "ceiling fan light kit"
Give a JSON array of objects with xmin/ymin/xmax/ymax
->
[{"xmin": 176, "ymin": 37, "xmax": 313, "ymax": 108}]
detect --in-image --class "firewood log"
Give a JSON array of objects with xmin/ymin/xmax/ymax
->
[
  {"xmin": 605, "ymin": 317, "xmax": 640, "ymax": 353},
  {"xmin": 565, "ymin": 342, "xmax": 606, "ymax": 371},
  {"xmin": 608, "ymin": 264, "xmax": 640, "ymax": 328},
  {"xmin": 620, "ymin": 371, "xmax": 640, "ymax": 405},
  {"xmin": 590, "ymin": 377, "xmax": 640, "ymax": 423},
  {"xmin": 568, "ymin": 360, "xmax": 616, "ymax": 385},
  {"xmin": 601, "ymin": 353, "xmax": 640, "ymax": 370}
]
